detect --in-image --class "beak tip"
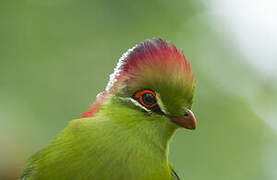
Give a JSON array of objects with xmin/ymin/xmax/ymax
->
[
  {"xmin": 186, "ymin": 122, "xmax": 196, "ymax": 130},
  {"xmin": 170, "ymin": 109, "xmax": 197, "ymax": 130}
]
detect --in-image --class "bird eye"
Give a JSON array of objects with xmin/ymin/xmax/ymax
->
[{"xmin": 134, "ymin": 90, "xmax": 157, "ymax": 108}]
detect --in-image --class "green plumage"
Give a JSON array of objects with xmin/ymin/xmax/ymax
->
[
  {"xmin": 21, "ymin": 38, "xmax": 195, "ymax": 180},
  {"xmin": 22, "ymin": 96, "xmax": 179, "ymax": 179}
]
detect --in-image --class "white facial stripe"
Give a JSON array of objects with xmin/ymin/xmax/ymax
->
[
  {"xmin": 119, "ymin": 95, "xmax": 167, "ymax": 115},
  {"xmin": 117, "ymin": 97, "xmax": 152, "ymax": 113},
  {"xmin": 129, "ymin": 98, "xmax": 152, "ymax": 113},
  {"xmin": 156, "ymin": 93, "xmax": 168, "ymax": 114},
  {"xmin": 130, "ymin": 94, "xmax": 167, "ymax": 115}
]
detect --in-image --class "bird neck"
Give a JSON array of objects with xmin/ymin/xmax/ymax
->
[{"xmin": 97, "ymin": 96, "xmax": 178, "ymax": 156}]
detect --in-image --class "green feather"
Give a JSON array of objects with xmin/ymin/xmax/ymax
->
[
  {"xmin": 21, "ymin": 39, "xmax": 195, "ymax": 180},
  {"xmin": 22, "ymin": 96, "xmax": 180, "ymax": 180}
]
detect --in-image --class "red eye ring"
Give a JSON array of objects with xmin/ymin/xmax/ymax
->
[{"xmin": 135, "ymin": 90, "xmax": 157, "ymax": 108}]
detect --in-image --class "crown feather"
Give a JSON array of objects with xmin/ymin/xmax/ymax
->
[
  {"xmin": 106, "ymin": 38, "xmax": 194, "ymax": 92},
  {"xmin": 81, "ymin": 38, "xmax": 194, "ymax": 118}
]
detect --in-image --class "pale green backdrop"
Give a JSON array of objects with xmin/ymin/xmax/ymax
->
[{"xmin": 0, "ymin": 0, "xmax": 276, "ymax": 179}]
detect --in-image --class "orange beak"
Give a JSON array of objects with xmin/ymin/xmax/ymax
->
[{"xmin": 170, "ymin": 109, "xmax": 197, "ymax": 130}]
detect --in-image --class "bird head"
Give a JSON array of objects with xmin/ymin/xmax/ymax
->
[{"xmin": 82, "ymin": 38, "xmax": 196, "ymax": 131}]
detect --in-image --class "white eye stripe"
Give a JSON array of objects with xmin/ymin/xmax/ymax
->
[
  {"xmin": 118, "ymin": 96, "xmax": 167, "ymax": 115},
  {"xmin": 131, "ymin": 94, "xmax": 167, "ymax": 115},
  {"xmin": 117, "ymin": 97, "xmax": 151, "ymax": 113},
  {"xmin": 155, "ymin": 93, "xmax": 168, "ymax": 114},
  {"xmin": 129, "ymin": 98, "xmax": 152, "ymax": 113}
]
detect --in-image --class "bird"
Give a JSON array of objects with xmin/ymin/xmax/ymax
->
[{"xmin": 21, "ymin": 38, "xmax": 196, "ymax": 180}]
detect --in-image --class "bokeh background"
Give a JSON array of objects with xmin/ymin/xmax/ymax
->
[{"xmin": 1, "ymin": 0, "xmax": 276, "ymax": 179}]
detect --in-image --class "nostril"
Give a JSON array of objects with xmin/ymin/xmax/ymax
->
[{"xmin": 184, "ymin": 112, "xmax": 189, "ymax": 118}]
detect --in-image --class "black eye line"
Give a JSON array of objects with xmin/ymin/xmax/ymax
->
[
  {"xmin": 132, "ymin": 88, "xmax": 154, "ymax": 102},
  {"xmin": 132, "ymin": 89, "xmax": 165, "ymax": 116}
]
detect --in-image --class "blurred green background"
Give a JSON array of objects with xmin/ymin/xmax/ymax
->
[{"xmin": 1, "ymin": 0, "xmax": 277, "ymax": 179}]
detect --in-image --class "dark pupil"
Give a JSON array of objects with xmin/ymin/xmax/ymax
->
[{"xmin": 142, "ymin": 93, "xmax": 156, "ymax": 106}]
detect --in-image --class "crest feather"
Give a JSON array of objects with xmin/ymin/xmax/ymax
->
[
  {"xmin": 82, "ymin": 38, "xmax": 194, "ymax": 118},
  {"xmin": 106, "ymin": 38, "xmax": 194, "ymax": 92}
]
